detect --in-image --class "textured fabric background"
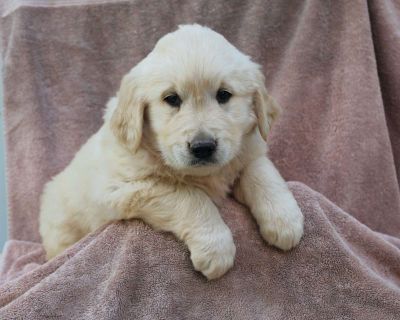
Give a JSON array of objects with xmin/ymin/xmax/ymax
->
[{"xmin": 0, "ymin": 1, "xmax": 399, "ymax": 319}]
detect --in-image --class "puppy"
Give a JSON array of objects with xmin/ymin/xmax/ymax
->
[{"xmin": 40, "ymin": 24, "xmax": 303, "ymax": 280}]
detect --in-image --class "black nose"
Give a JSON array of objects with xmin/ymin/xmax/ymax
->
[{"xmin": 189, "ymin": 138, "xmax": 217, "ymax": 159}]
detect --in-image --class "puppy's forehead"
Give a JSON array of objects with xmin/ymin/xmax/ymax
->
[
  {"xmin": 154, "ymin": 25, "xmax": 246, "ymax": 65},
  {"xmin": 130, "ymin": 25, "xmax": 261, "ymax": 97}
]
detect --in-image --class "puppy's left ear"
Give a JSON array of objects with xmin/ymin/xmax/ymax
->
[
  {"xmin": 111, "ymin": 73, "xmax": 146, "ymax": 152},
  {"xmin": 253, "ymin": 71, "xmax": 281, "ymax": 141}
]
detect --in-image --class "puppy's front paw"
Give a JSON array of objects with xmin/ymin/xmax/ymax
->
[
  {"xmin": 189, "ymin": 229, "xmax": 236, "ymax": 280},
  {"xmin": 259, "ymin": 198, "xmax": 304, "ymax": 251}
]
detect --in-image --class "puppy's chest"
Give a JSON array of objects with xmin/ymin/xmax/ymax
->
[{"xmin": 188, "ymin": 166, "xmax": 241, "ymax": 202}]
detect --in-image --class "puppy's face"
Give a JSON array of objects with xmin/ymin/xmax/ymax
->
[{"xmin": 111, "ymin": 25, "xmax": 279, "ymax": 175}]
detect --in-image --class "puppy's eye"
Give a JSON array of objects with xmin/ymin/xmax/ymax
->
[
  {"xmin": 216, "ymin": 89, "xmax": 232, "ymax": 104},
  {"xmin": 164, "ymin": 93, "xmax": 182, "ymax": 108}
]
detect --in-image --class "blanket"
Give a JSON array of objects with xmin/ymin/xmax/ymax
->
[{"xmin": 1, "ymin": 0, "xmax": 399, "ymax": 319}]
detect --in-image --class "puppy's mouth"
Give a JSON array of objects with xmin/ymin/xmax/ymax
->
[
  {"xmin": 189, "ymin": 157, "xmax": 218, "ymax": 167},
  {"xmin": 164, "ymin": 139, "xmax": 229, "ymax": 174}
]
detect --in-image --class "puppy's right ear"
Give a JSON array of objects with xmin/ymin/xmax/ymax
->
[{"xmin": 110, "ymin": 73, "xmax": 146, "ymax": 153}]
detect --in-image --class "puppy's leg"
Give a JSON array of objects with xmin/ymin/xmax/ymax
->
[
  {"xmin": 40, "ymin": 181, "xmax": 86, "ymax": 259},
  {"xmin": 40, "ymin": 220, "xmax": 84, "ymax": 259},
  {"xmin": 234, "ymin": 157, "xmax": 303, "ymax": 250},
  {"xmin": 126, "ymin": 186, "xmax": 236, "ymax": 280}
]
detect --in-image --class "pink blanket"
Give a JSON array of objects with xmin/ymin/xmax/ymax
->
[{"xmin": 1, "ymin": 0, "xmax": 399, "ymax": 318}]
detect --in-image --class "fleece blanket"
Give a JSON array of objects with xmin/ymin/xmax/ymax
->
[{"xmin": 0, "ymin": 0, "xmax": 399, "ymax": 319}]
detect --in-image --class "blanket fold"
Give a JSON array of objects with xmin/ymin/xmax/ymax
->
[{"xmin": 1, "ymin": 183, "xmax": 399, "ymax": 319}]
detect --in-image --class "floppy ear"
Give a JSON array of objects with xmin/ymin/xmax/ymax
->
[
  {"xmin": 110, "ymin": 73, "xmax": 146, "ymax": 152},
  {"xmin": 253, "ymin": 72, "xmax": 281, "ymax": 141}
]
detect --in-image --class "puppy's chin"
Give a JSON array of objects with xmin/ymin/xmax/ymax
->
[
  {"xmin": 182, "ymin": 164, "xmax": 223, "ymax": 176},
  {"xmin": 165, "ymin": 160, "xmax": 224, "ymax": 177}
]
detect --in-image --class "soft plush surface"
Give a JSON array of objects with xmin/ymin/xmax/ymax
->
[{"xmin": 0, "ymin": 0, "xmax": 399, "ymax": 319}]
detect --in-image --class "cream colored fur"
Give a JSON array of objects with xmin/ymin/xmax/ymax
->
[{"xmin": 39, "ymin": 24, "xmax": 303, "ymax": 280}]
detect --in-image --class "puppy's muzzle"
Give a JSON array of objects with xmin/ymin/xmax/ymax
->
[{"xmin": 189, "ymin": 135, "xmax": 217, "ymax": 161}]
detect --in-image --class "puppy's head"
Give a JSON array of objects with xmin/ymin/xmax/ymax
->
[{"xmin": 111, "ymin": 24, "xmax": 280, "ymax": 175}]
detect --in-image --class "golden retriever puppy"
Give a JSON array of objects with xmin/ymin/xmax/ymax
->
[{"xmin": 40, "ymin": 24, "xmax": 303, "ymax": 279}]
